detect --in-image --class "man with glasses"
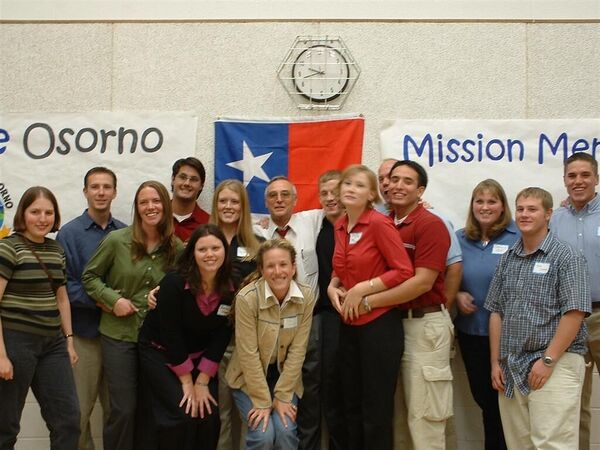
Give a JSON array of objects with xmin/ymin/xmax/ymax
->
[{"xmin": 171, "ymin": 157, "xmax": 209, "ymax": 242}]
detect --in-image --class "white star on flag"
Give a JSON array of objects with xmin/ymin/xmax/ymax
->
[{"xmin": 226, "ymin": 141, "xmax": 273, "ymax": 187}]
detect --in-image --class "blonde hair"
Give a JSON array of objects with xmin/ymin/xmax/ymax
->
[
  {"xmin": 210, "ymin": 179, "xmax": 261, "ymax": 259},
  {"xmin": 242, "ymin": 238, "xmax": 297, "ymax": 287},
  {"xmin": 464, "ymin": 179, "xmax": 512, "ymax": 241},
  {"xmin": 516, "ymin": 187, "xmax": 553, "ymax": 211},
  {"xmin": 339, "ymin": 164, "xmax": 381, "ymax": 208}
]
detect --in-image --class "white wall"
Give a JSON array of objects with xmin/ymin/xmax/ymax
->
[{"xmin": 1, "ymin": 19, "xmax": 599, "ymax": 449}]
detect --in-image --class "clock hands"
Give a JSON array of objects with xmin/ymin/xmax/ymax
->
[{"xmin": 304, "ymin": 67, "xmax": 325, "ymax": 78}]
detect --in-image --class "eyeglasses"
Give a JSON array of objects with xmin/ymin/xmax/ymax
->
[
  {"xmin": 176, "ymin": 173, "xmax": 201, "ymax": 184},
  {"xmin": 267, "ymin": 190, "xmax": 293, "ymax": 200}
]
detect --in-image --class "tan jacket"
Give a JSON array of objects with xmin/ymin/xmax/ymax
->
[{"xmin": 225, "ymin": 278, "xmax": 315, "ymax": 408}]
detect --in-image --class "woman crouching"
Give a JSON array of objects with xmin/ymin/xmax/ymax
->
[{"xmin": 226, "ymin": 239, "xmax": 315, "ymax": 450}]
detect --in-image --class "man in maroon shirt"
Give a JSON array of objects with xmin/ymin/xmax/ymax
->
[
  {"xmin": 365, "ymin": 160, "xmax": 453, "ymax": 450},
  {"xmin": 171, "ymin": 157, "xmax": 210, "ymax": 242}
]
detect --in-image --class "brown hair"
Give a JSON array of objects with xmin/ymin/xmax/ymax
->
[
  {"xmin": 464, "ymin": 179, "xmax": 512, "ymax": 241},
  {"xmin": 13, "ymin": 186, "xmax": 61, "ymax": 233},
  {"xmin": 516, "ymin": 187, "xmax": 553, "ymax": 211},
  {"xmin": 131, "ymin": 181, "xmax": 178, "ymax": 268},
  {"xmin": 242, "ymin": 238, "xmax": 297, "ymax": 287}
]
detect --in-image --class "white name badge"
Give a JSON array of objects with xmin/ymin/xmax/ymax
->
[
  {"xmin": 282, "ymin": 316, "xmax": 298, "ymax": 329},
  {"xmin": 597, "ymin": 226, "xmax": 600, "ymax": 236},
  {"xmin": 217, "ymin": 304, "xmax": 231, "ymax": 316},
  {"xmin": 533, "ymin": 262, "xmax": 550, "ymax": 274},
  {"xmin": 237, "ymin": 246, "xmax": 248, "ymax": 257},
  {"xmin": 492, "ymin": 244, "xmax": 509, "ymax": 255},
  {"xmin": 349, "ymin": 232, "xmax": 363, "ymax": 245}
]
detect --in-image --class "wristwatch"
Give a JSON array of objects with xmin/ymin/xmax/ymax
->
[
  {"xmin": 542, "ymin": 355, "xmax": 555, "ymax": 367},
  {"xmin": 361, "ymin": 296, "xmax": 372, "ymax": 313}
]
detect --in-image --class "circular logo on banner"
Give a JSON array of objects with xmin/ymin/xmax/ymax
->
[{"xmin": 0, "ymin": 193, "xmax": 12, "ymax": 239}]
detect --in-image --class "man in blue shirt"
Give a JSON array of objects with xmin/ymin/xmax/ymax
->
[
  {"xmin": 486, "ymin": 187, "xmax": 590, "ymax": 450},
  {"xmin": 57, "ymin": 167, "xmax": 126, "ymax": 450},
  {"xmin": 549, "ymin": 152, "xmax": 600, "ymax": 450}
]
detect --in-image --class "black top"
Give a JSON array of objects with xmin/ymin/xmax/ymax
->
[
  {"xmin": 139, "ymin": 271, "xmax": 233, "ymax": 368},
  {"xmin": 229, "ymin": 234, "xmax": 264, "ymax": 286},
  {"xmin": 315, "ymin": 217, "xmax": 335, "ymax": 314}
]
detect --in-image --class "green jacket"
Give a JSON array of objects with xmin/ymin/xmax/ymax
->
[{"xmin": 82, "ymin": 227, "xmax": 182, "ymax": 343}]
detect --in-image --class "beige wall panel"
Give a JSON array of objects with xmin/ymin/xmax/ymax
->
[{"xmin": 0, "ymin": 24, "xmax": 113, "ymax": 111}]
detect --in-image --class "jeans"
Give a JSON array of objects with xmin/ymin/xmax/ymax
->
[
  {"xmin": 0, "ymin": 329, "xmax": 80, "ymax": 450},
  {"xmin": 231, "ymin": 388, "xmax": 299, "ymax": 450}
]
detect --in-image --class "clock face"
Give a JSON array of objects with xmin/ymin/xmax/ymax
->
[{"xmin": 292, "ymin": 45, "xmax": 350, "ymax": 103}]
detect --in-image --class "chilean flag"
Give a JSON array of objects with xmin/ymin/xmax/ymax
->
[{"xmin": 214, "ymin": 116, "xmax": 364, "ymax": 214}]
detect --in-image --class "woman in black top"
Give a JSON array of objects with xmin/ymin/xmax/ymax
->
[{"xmin": 138, "ymin": 224, "xmax": 234, "ymax": 450}]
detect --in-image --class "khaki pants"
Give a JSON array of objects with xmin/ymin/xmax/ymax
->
[
  {"xmin": 399, "ymin": 310, "xmax": 454, "ymax": 450},
  {"xmin": 579, "ymin": 307, "xmax": 600, "ymax": 450},
  {"xmin": 72, "ymin": 335, "xmax": 109, "ymax": 450},
  {"xmin": 499, "ymin": 352, "xmax": 585, "ymax": 450}
]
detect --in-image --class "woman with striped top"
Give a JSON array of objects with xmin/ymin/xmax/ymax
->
[{"xmin": 0, "ymin": 186, "xmax": 80, "ymax": 449}]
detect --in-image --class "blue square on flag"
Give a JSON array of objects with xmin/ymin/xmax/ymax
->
[{"xmin": 215, "ymin": 117, "xmax": 364, "ymax": 214}]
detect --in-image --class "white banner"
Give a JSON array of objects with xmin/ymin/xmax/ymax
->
[
  {"xmin": 0, "ymin": 112, "xmax": 198, "ymax": 237},
  {"xmin": 380, "ymin": 119, "xmax": 600, "ymax": 228}
]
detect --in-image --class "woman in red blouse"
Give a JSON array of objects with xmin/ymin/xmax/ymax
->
[{"xmin": 327, "ymin": 164, "xmax": 413, "ymax": 450}]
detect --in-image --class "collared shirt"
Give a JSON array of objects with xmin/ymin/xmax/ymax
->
[
  {"xmin": 173, "ymin": 204, "xmax": 210, "ymax": 242},
  {"xmin": 484, "ymin": 231, "xmax": 591, "ymax": 398},
  {"xmin": 333, "ymin": 208, "xmax": 413, "ymax": 325},
  {"xmin": 455, "ymin": 222, "xmax": 519, "ymax": 336},
  {"xmin": 393, "ymin": 204, "xmax": 450, "ymax": 310},
  {"xmin": 56, "ymin": 210, "xmax": 127, "ymax": 338},
  {"xmin": 376, "ymin": 202, "xmax": 462, "ymax": 266},
  {"xmin": 550, "ymin": 194, "xmax": 600, "ymax": 303},
  {"xmin": 82, "ymin": 227, "xmax": 183, "ymax": 343},
  {"xmin": 253, "ymin": 209, "xmax": 323, "ymax": 300}
]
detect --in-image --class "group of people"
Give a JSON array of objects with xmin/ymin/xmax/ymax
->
[{"xmin": 0, "ymin": 152, "xmax": 598, "ymax": 450}]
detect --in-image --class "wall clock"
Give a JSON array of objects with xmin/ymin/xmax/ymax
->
[{"xmin": 277, "ymin": 36, "xmax": 360, "ymax": 110}]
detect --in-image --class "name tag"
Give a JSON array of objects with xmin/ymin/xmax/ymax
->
[
  {"xmin": 217, "ymin": 305, "xmax": 231, "ymax": 316},
  {"xmin": 349, "ymin": 232, "xmax": 363, "ymax": 245},
  {"xmin": 533, "ymin": 262, "xmax": 550, "ymax": 274},
  {"xmin": 237, "ymin": 246, "xmax": 248, "ymax": 257},
  {"xmin": 282, "ymin": 316, "xmax": 298, "ymax": 329},
  {"xmin": 492, "ymin": 244, "xmax": 509, "ymax": 255},
  {"xmin": 597, "ymin": 226, "xmax": 600, "ymax": 236}
]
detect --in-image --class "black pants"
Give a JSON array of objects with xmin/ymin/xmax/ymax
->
[
  {"xmin": 339, "ymin": 309, "xmax": 404, "ymax": 450},
  {"xmin": 457, "ymin": 330, "xmax": 507, "ymax": 450},
  {"xmin": 139, "ymin": 343, "xmax": 220, "ymax": 450}
]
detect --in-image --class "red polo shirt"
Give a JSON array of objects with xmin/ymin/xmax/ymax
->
[
  {"xmin": 173, "ymin": 204, "xmax": 210, "ymax": 242},
  {"xmin": 392, "ymin": 204, "xmax": 449, "ymax": 310},
  {"xmin": 333, "ymin": 208, "xmax": 413, "ymax": 325}
]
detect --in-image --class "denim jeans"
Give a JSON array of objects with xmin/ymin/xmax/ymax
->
[
  {"xmin": 231, "ymin": 388, "xmax": 299, "ymax": 450},
  {"xmin": 0, "ymin": 329, "xmax": 80, "ymax": 450}
]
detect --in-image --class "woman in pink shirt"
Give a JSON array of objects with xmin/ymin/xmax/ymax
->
[{"xmin": 328, "ymin": 164, "xmax": 413, "ymax": 450}]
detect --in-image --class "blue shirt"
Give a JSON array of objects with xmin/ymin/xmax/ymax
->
[
  {"xmin": 484, "ymin": 231, "xmax": 590, "ymax": 398},
  {"xmin": 56, "ymin": 210, "xmax": 127, "ymax": 338},
  {"xmin": 455, "ymin": 222, "xmax": 519, "ymax": 336},
  {"xmin": 550, "ymin": 194, "xmax": 600, "ymax": 303}
]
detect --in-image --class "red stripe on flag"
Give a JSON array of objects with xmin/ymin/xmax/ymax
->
[{"xmin": 288, "ymin": 118, "xmax": 364, "ymax": 211}]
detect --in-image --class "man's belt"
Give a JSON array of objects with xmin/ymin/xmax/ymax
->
[{"xmin": 399, "ymin": 304, "xmax": 444, "ymax": 319}]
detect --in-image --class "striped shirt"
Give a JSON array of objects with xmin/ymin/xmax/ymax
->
[
  {"xmin": 484, "ymin": 231, "xmax": 591, "ymax": 398},
  {"xmin": 0, "ymin": 234, "xmax": 66, "ymax": 336}
]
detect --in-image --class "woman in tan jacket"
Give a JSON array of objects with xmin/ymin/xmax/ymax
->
[{"xmin": 226, "ymin": 239, "xmax": 315, "ymax": 450}]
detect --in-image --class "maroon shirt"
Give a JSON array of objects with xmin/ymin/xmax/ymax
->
[
  {"xmin": 173, "ymin": 204, "xmax": 210, "ymax": 242},
  {"xmin": 392, "ymin": 204, "xmax": 450, "ymax": 310}
]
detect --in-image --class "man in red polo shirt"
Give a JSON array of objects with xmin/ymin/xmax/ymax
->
[
  {"xmin": 365, "ymin": 160, "xmax": 453, "ymax": 450},
  {"xmin": 171, "ymin": 157, "xmax": 210, "ymax": 241}
]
